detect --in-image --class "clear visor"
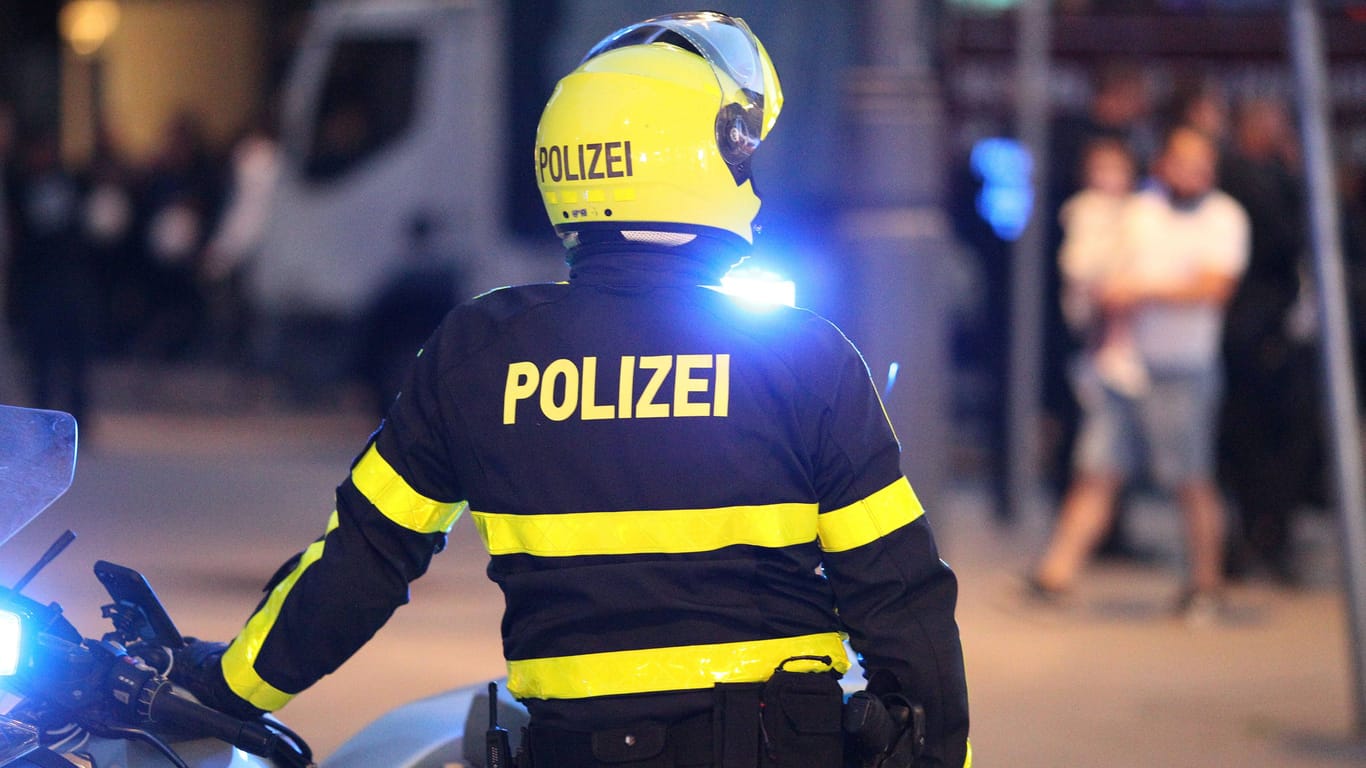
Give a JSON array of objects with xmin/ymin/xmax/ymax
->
[{"xmin": 582, "ymin": 11, "xmax": 783, "ymax": 141}]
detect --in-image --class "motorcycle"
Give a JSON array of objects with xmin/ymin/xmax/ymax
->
[
  {"xmin": 0, "ymin": 405, "xmax": 321, "ymax": 767},
  {"xmin": 0, "ymin": 404, "xmax": 530, "ymax": 768}
]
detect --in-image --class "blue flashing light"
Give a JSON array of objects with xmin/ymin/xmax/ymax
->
[
  {"xmin": 970, "ymin": 137, "xmax": 1033, "ymax": 241},
  {"xmin": 0, "ymin": 611, "xmax": 21, "ymax": 676},
  {"xmin": 719, "ymin": 267, "xmax": 797, "ymax": 309},
  {"xmin": 884, "ymin": 361, "xmax": 900, "ymax": 399}
]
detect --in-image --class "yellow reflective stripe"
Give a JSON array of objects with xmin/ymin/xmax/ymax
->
[
  {"xmin": 507, "ymin": 632, "xmax": 850, "ymax": 700},
  {"xmin": 351, "ymin": 444, "xmax": 465, "ymax": 534},
  {"xmin": 817, "ymin": 477, "xmax": 924, "ymax": 553},
  {"xmin": 964, "ymin": 738, "xmax": 973, "ymax": 768},
  {"xmin": 222, "ymin": 511, "xmax": 341, "ymax": 711},
  {"xmin": 471, "ymin": 502, "xmax": 819, "ymax": 557}
]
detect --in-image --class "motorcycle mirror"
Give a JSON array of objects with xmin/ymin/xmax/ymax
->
[{"xmin": 12, "ymin": 530, "xmax": 76, "ymax": 594}]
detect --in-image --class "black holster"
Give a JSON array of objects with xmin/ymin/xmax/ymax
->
[
  {"xmin": 841, "ymin": 690, "xmax": 925, "ymax": 768},
  {"xmin": 758, "ymin": 659, "xmax": 845, "ymax": 768}
]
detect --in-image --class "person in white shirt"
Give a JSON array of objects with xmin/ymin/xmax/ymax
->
[
  {"xmin": 1058, "ymin": 137, "xmax": 1147, "ymax": 397},
  {"xmin": 1031, "ymin": 125, "xmax": 1250, "ymax": 622}
]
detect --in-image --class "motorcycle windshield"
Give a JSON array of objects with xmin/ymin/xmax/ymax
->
[{"xmin": 0, "ymin": 406, "xmax": 77, "ymax": 547}]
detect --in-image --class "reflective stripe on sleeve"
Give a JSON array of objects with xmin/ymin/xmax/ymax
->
[
  {"xmin": 816, "ymin": 477, "xmax": 924, "ymax": 553},
  {"xmin": 221, "ymin": 511, "xmax": 341, "ymax": 711},
  {"xmin": 507, "ymin": 631, "xmax": 850, "ymax": 700},
  {"xmin": 471, "ymin": 502, "xmax": 819, "ymax": 557},
  {"xmin": 351, "ymin": 443, "xmax": 466, "ymax": 534}
]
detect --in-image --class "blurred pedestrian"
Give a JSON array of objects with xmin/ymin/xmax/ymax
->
[
  {"xmin": 355, "ymin": 212, "xmax": 462, "ymax": 417},
  {"xmin": 1057, "ymin": 137, "xmax": 1146, "ymax": 400},
  {"xmin": 1162, "ymin": 76, "xmax": 1228, "ymax": 149},
  {"xmin": 1031, "ymin": 126, "xmax": 1250, "ymax": 622},
  {"xmin": 1043, "ymin": 60, "xmax": 1156, "ymax": 559},
  {"xmin": 79, "ymin": 126, "xmax": 137, "ymax": 356},
  {"xmin": 945, "ymin": 134, "xmax": 1015, "ymax": 519},
  {"xmin": 0, "ymin": 101, "xmax": 13, "ymax": 292},
  {"xmin": 202, "ymin": 111, "xmax": 281, "ymax": 365},
  {"xmin": 1342, "ymin": 163, "xmax": 1366, "ymax": 407},
  {"xmin": 1217, "ymin": 98, "xmax": 1318, "ymax": 586},
  {"xmin": 4, "ymin": 130, "xmax": 97, "ymax": 427},
  {"xmin": 133, "ymin": 110, "xmax": 224, "ymax": 360},
  {"xmin": 0, "ymin": 100, "xmax": 16, "ymax": 397}
]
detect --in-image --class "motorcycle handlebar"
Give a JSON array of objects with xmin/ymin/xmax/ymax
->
[
  {"xmin": 145, "ymin": 686, "xmax": 313, "ymax": 768},
  {"xmin": 99, "ymin": 652, "xmax": 312, "ymax": 768}
]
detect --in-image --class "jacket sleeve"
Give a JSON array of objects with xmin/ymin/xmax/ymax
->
[
  {"xmin": 808, "ymin": 333, "xmax": 970, "ymax": 768},
  {"xmin": 217, "ymin": 325, "xmax": 467, "ymax": 711}
]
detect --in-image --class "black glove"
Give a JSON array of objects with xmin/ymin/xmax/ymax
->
[{"xmin": 169, "ymin": 639, "xmax": 267, "ymax": 722}]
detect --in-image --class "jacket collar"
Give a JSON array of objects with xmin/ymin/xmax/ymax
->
[{"xmin": 567, "ymin": 242, "xmax": 742, "ymax": 289}]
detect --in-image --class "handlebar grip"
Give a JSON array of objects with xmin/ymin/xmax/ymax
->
[{"xmin": 145, "ymin": 685, "xmax": 311, "ymax": 767}]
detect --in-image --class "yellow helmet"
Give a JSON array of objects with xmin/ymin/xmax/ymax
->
[{"xmin": 535, "ymin": 11, "xmax": 783, "ymax": 249}]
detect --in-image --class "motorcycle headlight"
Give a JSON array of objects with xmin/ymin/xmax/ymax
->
[{"xmin": 0, "ymin": 610, "xmax": 23, "ymax": 676}]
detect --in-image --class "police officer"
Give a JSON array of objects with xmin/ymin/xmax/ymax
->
[{"xmin": 174, "ymin": 11, "xmax": 970, "ymax": 767}]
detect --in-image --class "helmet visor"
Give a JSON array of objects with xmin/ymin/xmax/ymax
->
[{"xmin": 582, "ymin": 11, "xmax": 783, "ymax": 141}]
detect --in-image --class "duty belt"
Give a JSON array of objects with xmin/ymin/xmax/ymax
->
[
  {"xmin": 524, "ymin": 710, "xmax": 716, "ymax": 767},
  {"xmin": 516, "ymin": 658, "xmax": 847, "ymax": 768}
]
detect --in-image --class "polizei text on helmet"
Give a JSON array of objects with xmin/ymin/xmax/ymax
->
[{"xmin": 537, "ymin": 141, "xmax": 634, "ymax": 183}]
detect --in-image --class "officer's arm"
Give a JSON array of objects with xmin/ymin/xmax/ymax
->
[
  {"xmin": 808, "ymin": 340, "xmax": 970, "ymax": 768},
  {"xmin": 821, "ymin": 507, "xmax": 969, "ymax": 767},
  {"xmin": 216, "ymin": 325, "xmax": 466, "ymax": 712}
]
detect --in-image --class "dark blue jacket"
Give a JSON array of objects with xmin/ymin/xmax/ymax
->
[{"xmin": 219, "ymin": 245, "xmax": 969, "ymax": 766}]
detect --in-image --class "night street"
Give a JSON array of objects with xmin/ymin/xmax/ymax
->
[{"xmin": 2, "ymin": 2, "xmax": 1365, "ymax": 766}]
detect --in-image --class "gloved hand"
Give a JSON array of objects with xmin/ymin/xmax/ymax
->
[{"xmin": 169, "ymin": 639, "xmax": 267, "ymax": 722}]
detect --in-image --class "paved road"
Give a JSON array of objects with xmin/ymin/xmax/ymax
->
[{"xmin": 5, "ymin": 401, "xmax": 1364, "ymax": 766}]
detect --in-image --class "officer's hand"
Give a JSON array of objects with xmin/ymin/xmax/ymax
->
[{"xmin": 169, "ymin": 639, "xmax": 267, "ymax": 721}]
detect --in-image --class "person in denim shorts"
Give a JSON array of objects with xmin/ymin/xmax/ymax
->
[{"xmin": 1031, "ymin": 125, "xmax": 1249, "ymax": 622}]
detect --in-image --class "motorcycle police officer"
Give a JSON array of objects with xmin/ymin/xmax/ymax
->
[{"xmin": 174, "ymin": 11, "xmax": 971, "ymax": 767}]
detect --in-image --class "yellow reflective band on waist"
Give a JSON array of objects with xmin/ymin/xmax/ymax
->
[
  {"xmin": 817, "ymin": 477, "xmax": 924, "ymax": 553},
  {"xmin": 351, "ymin": 444, "xmax": 466, "ymax": 534},
  {"xmin": 471, "ymin": 502, "xmax": 819, "ymax": 557},
  {"xmin": 507, "ymin": 632, "xmax": 850, "ymax": 700},
  {"xmin": 221, "ymin": 511, "xmax": 341, "ymax": 711},
  {"xmin": 964, "ymin": 738, "xmax": 973, "ymax": 768}
]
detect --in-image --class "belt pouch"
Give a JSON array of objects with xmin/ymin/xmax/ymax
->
[
  {"xmin": 592, "ymin": 723, "xmax": 668, "ymax": 765},
  {"xmin": 760, "ymin": 669, "xmax": 844, "ymax": 768},
  {"xmin": 713, "ymin": 682, "xmax": 763, "ymax": 768}
]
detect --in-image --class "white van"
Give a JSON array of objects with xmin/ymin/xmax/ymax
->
[{"xmin": 251, "ymin": 0, "xmax": 558, "ymax": 403}]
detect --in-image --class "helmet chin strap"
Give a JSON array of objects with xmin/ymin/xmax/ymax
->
[
  {"xmin": 567, "ymin": 244, "xmax": 744, "ymax": 287},
  {"xmin": 562, "ymin": 224, "xmax": 750, "ymax": 268}
]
